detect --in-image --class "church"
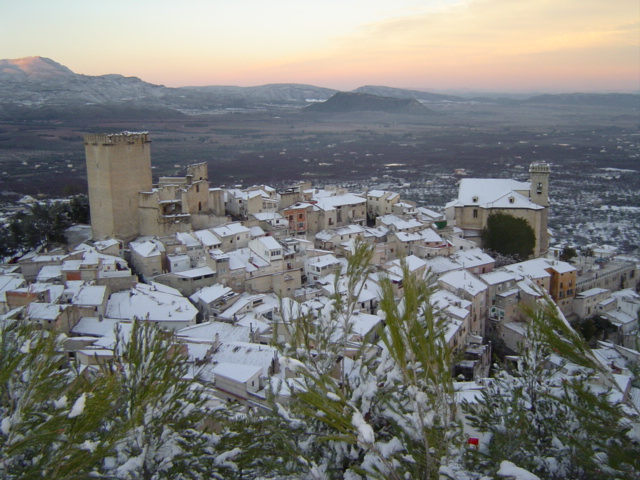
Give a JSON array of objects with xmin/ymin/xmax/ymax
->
[{"xmin": 445, "ymin": 162, "xmax": 550, "ymax": 258}]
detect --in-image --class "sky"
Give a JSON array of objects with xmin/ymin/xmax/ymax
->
[{"xmin": 2, "ymin": 0, "xmax": 639, "ymax": 93}]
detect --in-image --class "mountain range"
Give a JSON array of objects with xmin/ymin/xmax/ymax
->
[{"xmin": 0, "ymin": 56, "xmax": 638, "ymax": 121}]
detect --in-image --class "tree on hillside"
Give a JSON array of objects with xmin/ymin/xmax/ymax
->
[
  {"xmin": 244, "ymin": 242, "xmax": 466, "ymax": 480},
  {"xmin": 0, "ymin": 320, "xmax": 227, "ymax": 480},
  {"xmin": 105, "ymin": 321, "xmax": 220, "ymax": 480},
  {"xmin": 463, "ymin": 298, "xmax": 640, "ymax": 479},
  {"xmin": 482, "ymin": 212, "xmax": 536, "ymax": 260},
  {"xmin": 559, "ymin": 245, "xmax": 577, "ymax": 263},
  {"xmin": 0, "ymin": 322, "xmax": 118, "ymax": 479},
  {"xmin": 0, "ymin": 195, "xmax": 90, "ymax": 259}
]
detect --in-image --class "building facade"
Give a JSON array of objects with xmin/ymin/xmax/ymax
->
[
  {"xmin": 84, "ymin": 132, "xmax": 153, "ymax": 241},
  {"xmin": 445, "ymin": 162, "xmax": 550, "ymax": 258}
]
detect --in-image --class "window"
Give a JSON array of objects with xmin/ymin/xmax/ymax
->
[
  {"xmin": 298, "ymin": 213, "xmax": 304, "ymax": 220},
  {"xmin": 473, "ymin": 209, "xmax": 478, "ymax": 218}
]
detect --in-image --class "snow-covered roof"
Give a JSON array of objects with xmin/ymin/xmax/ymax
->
[
  {"xmin": 452, "ymin": 248, "xmax": 495, "ymax": 268},
  {"xmin": 606, "ymin": 310, "xmax": 636, "ymax": 326},
  {"xmin": 443, "ymin": 318, "xmax": 463, "ymax": 343},
  {"xmin": 257, "ymin": 236, "xmax": 281, "ymax": 250},
  {"xmin": 209, "ymin": 341, "xmax": 278, "ymax": 375},
  {"xmin": 36, "ymin": 265, "xmax": 62, "ymax": 282},
  {"xmin": 431, "ymin": 290, "xmax": 471, "ymax": 319},
  {"xmin": 73, "ymin": 285, "xmax": 108, "ymax": 306},
  {"xmin": 308, "ymin": 254, "xmax": 341, "ymax": 269},
  {"xmin": 416, "ymin": 206, "xmax": 444, "ymax": 221},
  {"xmin": 235, "ymin": 313, "xmax": 271, "ymax": 334},
  {"xmin": 423, "ymin": 257, "xmax": 462, "ymax": 276},
  {"xmin": 193, "ymin": 229, "xmax": 222, "ymax": 247},
  {"xmin": 546, "ymin": 261, "xmax": 576, "ymax": 274},
  {"xmin": 378, "ymin": 214, "xmax": 424, "ymax": 231},
  {"xmin": 313, "ymin": 193, "xmax": 366, "ymax": 211},
  {"xmin": 93, "ymin": 239, "xmax": 120, "ymax": 251},
  {"xmin": 394, "ymin": 231, "xmax": 423, "ymax": 243},
  {"xmin": 250, "ymin": 226, "xmax": 266, "ymax": 238},
  {"xmin": 439, "ymin": 270, "xmax": 487, "ymax": 296},
  {"xmin": 575, "ymin": 287, "xmax": 609, "ymax": 298},
  {"xmin": 25, "ymin": 253, "xmax": 70, "ymax": 263},
  {"xmin": 419, "ymin": 228, "xmax": 443, "ymax": 243},
  {"xmin": 190, "ymin": 284, "xmax": 233, "ymax": 304},
  {"xmin": 446, "ymin": 178, "xmax": 540, "ymax": 210},
  {"xmin": 367, "ymin": 190, "xmax": 386, "ymax": 198},
  {"xmin": 178, "ymin": 321, "xmax": 252, "ymax": 344},
  {"xmin": 364, "ymin": 226, "xmax": 389, "ymax": 238},
  {"xmin": 346, "ymin": 312, "xmax": 383, "ymax": 338},
  {"xmin": 106, "ymin": 283, "xmax": 197, "ymax": 324},
  {"xmin": 517, "ymin": 278, "xmax": 543, "ymax": 297},
  {"xmin": 72, "ymin": 317, "xmax": 121, "ymax": 337},
  {"xmin": 227, "ymin": 247, "xmax": 270, "ymax": 273},
  {"xmin": 388, "ymin": 255, "xmax": 428, "ymax": 273},
  {"xmin": 26, "ymin": 303, "xmax": 69, "ymax": 321},
  {"xmin": 502, "ymin": 321, "xmax": 528, "ymax": 336},
  {"xmin": 212, "ymin": 223, "xmax": 250, "ymax": 237},
  {"xmin": 504, "ymin": 258, "xmax": 575, "ymax": 279},
  {"xmin": 504, "ymin": 259, "xmax": 553, "ymax": 280},
  {"xmin": 172, "ymin": 266, "xmax": 216, "ymax": 279},
  {"xmin": 496, "ymin": 287, "xmax": 519, "ymax": 299},
  {"xmin": 213, "ymin": 362, "xmax": 262, "ymax": 383},
  {"xmin": 316, "ymin": 225, "xmax": 367, "ymax": 242},
  {"xmin": 0, "ymin": 274, "xmax": 26, "ymax": 294},
  {"xmin": 284, "ymin": 202, "xmax": 313, "ymax": 211},
  {"xmin": 598, "ymin": 297, "xmax": 616, "ymax": 308},
  {"xmin": 129, "ymin": 240, "xmax": 162, "ymax": 258},
  {"xmin": 253, "ymin": 212, "xmax": 284, "ymax": 222},
  {"xmin": 479, "ymin": 270, "xmax": 518, "ymax": 286},
  {"xmin": 176, "ymin": 231, "xmax": 201, "ymax": 248}
]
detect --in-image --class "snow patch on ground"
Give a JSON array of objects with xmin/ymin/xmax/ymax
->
[{"xmin": 497, "ymin": 460, "xmax": 541, "ymax": 480}]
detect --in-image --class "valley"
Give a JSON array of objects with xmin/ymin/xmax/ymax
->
[{"xmin": 0, "ymin": 94, "xmax": 638, "ymax": 253}]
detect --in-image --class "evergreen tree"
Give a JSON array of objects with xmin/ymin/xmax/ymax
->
[
  {"xmin": 99, "ymin": 321, "xmax": 221, "ymax": 480},
  {"xmin": 0, "ymin": 320, "xmax": 227, "ymax": 480},
  {"xmin": 258, "ymin": 242, "xmax": 464, "ymax": 479},
  {"xmin": 0, "ymin": 321, "xmax": 118, "ymax": 479},
  {"xmin": 482, "ymin": 212, "xmax": 536, "ymax": 260},
  {"xmin": 463, "ymin": 298, "xmax": 640, "ymax": 479}
]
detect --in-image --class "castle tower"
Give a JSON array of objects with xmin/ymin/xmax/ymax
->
[
  {"xmin": 529, "ymin": 162, "xmax": 550, "ymax": 255},
  {"xmin": 84, "ymin": 132, "xmax": 153, "ymax": 241}
]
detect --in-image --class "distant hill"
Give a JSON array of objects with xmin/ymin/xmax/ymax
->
[
  {"xmin": 0, "ymin": 56, "xmax": 166, "ymax": 106},
  {"xmin": 523, "ymin": 93, "xmax": 640, "ymax": 109},
  {"xmin": 0, "ymin": 56, "xmax": 637, "ymax": 123},
  {"xmin": 305, "ymin": 91, "xmax": 435, "ymax": 115},
  {"xmin": 0, "ymin": 57, "xmax": 336, "ymax": 120},
  {"xmin": 353, "ymin": 85, "xmax": 462, "ymax": 103}
]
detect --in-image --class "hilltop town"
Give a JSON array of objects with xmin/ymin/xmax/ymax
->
[{"xmin": 1, "ymin": 132, "xmax": 639, "ymax": 478}]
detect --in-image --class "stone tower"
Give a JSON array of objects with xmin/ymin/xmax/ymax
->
[
  {"xmin": 84, "ymin": 132, "xmax": 153, "ymax": 241},
  {"xmin": 529, "ymin": 162, "xmax": 550, "ymax": 255},
  {"xmin": 529, "ymin": 162, "xmax": 550, "ymax": 207}
]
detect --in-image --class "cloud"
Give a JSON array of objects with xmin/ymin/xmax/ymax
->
[{"xmin": 281, "ymin": 0, "xmax": 639, "ymax": 89}]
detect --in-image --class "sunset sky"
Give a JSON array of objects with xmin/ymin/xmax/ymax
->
[{"xmin": 2, "ymin": 0, "xmax": 638, "ymax": 92}]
